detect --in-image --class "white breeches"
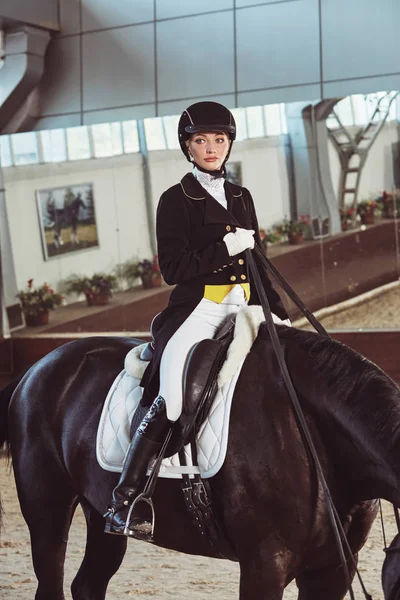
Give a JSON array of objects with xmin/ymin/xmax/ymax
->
[{"xmin": 159, "ymin": 285, "xmax": 247, "ymax": 421}]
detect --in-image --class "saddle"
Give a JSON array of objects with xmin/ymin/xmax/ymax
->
[
  {"xmin": 130, "ymin": 314, "xmax": 237, "ymax": 558},
  {"xmin": 132, "ymin": 314, "xmax": 236, "ymax": 458}
]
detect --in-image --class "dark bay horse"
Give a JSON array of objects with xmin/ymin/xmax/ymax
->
[{"xmin": 1, "ymin": 325, "xmax": 400, "ymax": 600}]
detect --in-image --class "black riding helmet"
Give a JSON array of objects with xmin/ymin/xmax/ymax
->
[{"xmin": 178, "ymin": 101, "xmax": 236, "ymax": 172}]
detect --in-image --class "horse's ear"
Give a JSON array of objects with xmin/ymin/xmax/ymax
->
[{"xmin": 382, "ymin": 533, "xmax": 400, "ymax": 599}]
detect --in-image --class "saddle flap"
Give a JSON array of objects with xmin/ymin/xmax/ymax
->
[
  {"xmin": 160, "ymin": 338, "xmax": 225, "ymax": 457},
  {"xmin": 182, "ymin": 339, "xmax": 224, "ymax": 424}
]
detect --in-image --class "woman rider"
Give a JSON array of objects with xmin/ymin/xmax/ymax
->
[{"xmin": 104, "ymin": 101, "xmax": 289, "ymax": 536}]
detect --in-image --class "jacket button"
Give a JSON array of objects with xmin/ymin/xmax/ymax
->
[
  {"xmin": 240, "ymin": 274, "xmax": 246, "ymax": 281},
  {"xmin": 226, "ymin": 225, "xmax": 231, "ymax": 232},
  {"xmin": 238, "ymin": 259, "xmax": 244, "ymax": 265},
  {"xmin": 230, "ymin": 275, "xmax": 237, "ymax": 282}
]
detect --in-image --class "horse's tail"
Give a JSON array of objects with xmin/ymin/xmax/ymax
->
[
  {"xmin": 0, "ymin": 377, "xmax": 22, "ymax": 535},
  {"xmin": 0, "ymin": 377, "xmax": 21, "ymax": 455}
]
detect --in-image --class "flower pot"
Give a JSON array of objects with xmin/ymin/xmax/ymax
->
[
  {"xmin": 25, "ymin": 309, "xmax": 49, "ymax": 326},
  {"xmin": 360, "ymin": 213, "xmax": 375, "ymax": 225},
  {"xmin": 288, "ymin": 232, "xmax": 303, "ymax": 245},
  {"xmin": 152, "ymin": 273, "xmax": 162, "ymax": 287},
  {"xmin": 141, "ymin": 273, "xmax": 154, "ymax": 289},
  {"xmin": 85, "ymin": 292, "xmax": 110, "ymax": 306},
  {"xmin": 383, "ymin": 205, "xmax": 397, "ymax": 219}
]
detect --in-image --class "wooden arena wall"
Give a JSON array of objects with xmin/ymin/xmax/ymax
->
[{"xmin": 1, "ymin": 220, "xmax": 399, "ymax": 387}]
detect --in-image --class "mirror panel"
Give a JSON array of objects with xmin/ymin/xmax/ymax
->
[
  {"xmin": 317, "ymin": 93, "xmax": 400, "ymax": 331},
  {"xmin": 1, "ymin": 93, "xmax": 399, "ymax": 337}
]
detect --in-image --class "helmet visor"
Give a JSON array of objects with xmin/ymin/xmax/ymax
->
[{"xmin": 184, "ymin": 124, "xmax": 235, "ymax": 135}]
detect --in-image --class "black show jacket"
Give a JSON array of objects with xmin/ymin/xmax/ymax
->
[{"xmin": 140, "ymin": 172, "xmax": 289, "ymax": 405}]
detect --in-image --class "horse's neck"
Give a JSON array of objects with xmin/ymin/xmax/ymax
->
[
  {"xmin": 280, "ymin": 329, "xmax": 400, "ymax": 506},
  {"xmin": 318, "ymin": 368, "xmax": 400, "ymax": 505}
]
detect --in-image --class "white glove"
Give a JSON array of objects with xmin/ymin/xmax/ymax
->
[{"xmin": 224, "ymin": 228, "xmax": 255, "ymax": 257}]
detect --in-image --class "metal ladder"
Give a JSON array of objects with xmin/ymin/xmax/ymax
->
[{"xmin": 326, "ymin": 91, "xmax": 398, "ymax": 212}]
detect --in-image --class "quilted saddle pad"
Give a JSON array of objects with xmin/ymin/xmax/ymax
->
[{"xmin": 96, "ymin": 361, "xmax": 244, "ymax": 479}]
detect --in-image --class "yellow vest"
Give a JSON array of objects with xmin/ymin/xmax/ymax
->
[{"xmin": 203, "ymin": 283, "xmax": 251, "ymax": 303}]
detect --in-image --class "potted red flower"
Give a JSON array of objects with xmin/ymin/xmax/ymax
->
[
  {"xmin": 357, "ymin": 200, "xmax": 377, "ymax": 225},
  {"xmin": 339, "ymin": 206, "xmax": 356, "ymax": 231},
  {"xmin": 130, "ymin": 256, "xmax": 162, "ymax": 289},
  {"xmin": 278, "ymin": 215, "xmax": 310, "ymax": 244},
  {"xmin": 379, "ymin": 191, "xmax": 400, "ymax": 219},
  {"xmin": 17, "ymin": 279, "xmax": 64, "ymax": 326}
]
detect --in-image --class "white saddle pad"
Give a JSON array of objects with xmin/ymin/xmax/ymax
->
[{"xmin": 96, "ymin": 365, "xmax": 243, "ymax": 479}]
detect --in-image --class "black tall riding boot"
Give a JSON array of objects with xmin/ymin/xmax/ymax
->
[{"xmin": 104, "ymin": 396, "xmax": 173, "ymax": 537}]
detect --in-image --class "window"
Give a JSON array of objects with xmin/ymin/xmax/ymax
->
[
  {"xmin": 40, "ymin": 129, "xmax": 67, "ymax": 162},
  {"xmin": 122, "ymin": 120, "xmax": 139, "ymax": 153},
  {"xmin": 351, "ymin": 95, "xmax": 368, "ymax": 126},
  {"xmin": 388, "ymin": 92, "xmax": 398, "ymax": 122},
  {"xmin": 91, "ymin": 122, "xmax": 123, "ymax": 158},
  {"xmin": 11, "ymin": 131, "xmax": 39, "ymax": 165},
  {"xmin": 334, "ymin": 97, "xmax": 354, "ymax": 127},
  {"xmin": 365, "ymin": 93, "xmax": 382, "ymax": 122},
  {"xmin": 245, "ymin": 106, "xmax": 265, "ymax": 138},
  {"xmin": 279, "ymin": 104, "xmax": 288, "ymax": 134},
  {"xmin": 163, "ymin": 115, "xmax": 180, "ymax": 149},
  {"xmin": 231, "ymin": 108, "xmax": 247, "ymax": 141},
  {"xmin": 66, "ymin": 126, "xmax": 91, "ymax": 160},
  {"xmin": 0, "ymin": 135, "xmax": 12, "ymax": 167},
  {"xmin": 264, "ymin": 104, "xmax": 283, "ymax": 136},
  {"xmin": 144, "ymin": 117, "xmax": 167, "ymax": 151}
]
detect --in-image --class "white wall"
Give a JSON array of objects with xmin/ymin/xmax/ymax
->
[
  {"xmin": 3, "ymin": 122, "xmax": 397, "ymax": 294},
  {"xmin": 230, "ymin": 136, "xmax": 291, "ymax": 227},
  {"xmin": 4, "ymin": 154, "xmax": 152, "ymax": 292},
  {"xmin": 148, "ymin": 150, "xmax": 188, "ymax": 217},
  {"xmin": 148, "ymin": 136, "xmax": 291, "ymax": 229}
]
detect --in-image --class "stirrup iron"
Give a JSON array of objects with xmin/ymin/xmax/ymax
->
[
  {"xmin": 124, "ymin": 493, "xmax": 155, "ymax": 542},
  {"xmin": 123, "ymin": 427, "xmax": 173, "ymax": 541}
]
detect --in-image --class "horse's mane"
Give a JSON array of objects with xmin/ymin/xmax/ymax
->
[
  {"xmin": 278, "ymin": 326, "xmax": 379, "ymax": 394},
  {"xmin": 275, "ymin": 325, "xmax": 394, "ymax": 394},
  {"xmin": 261, "ymin": 325, "xmax": 400, "ymax": 462}
]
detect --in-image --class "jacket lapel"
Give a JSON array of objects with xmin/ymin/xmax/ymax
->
[
  {"xmin": 203, "ymin": 194, "xmax": 239, "ymax": 226},
  {"xmin": 224, "ymin": 180, "xmax": 248, "ymax": 224},
  {"xmin": 180, "ymin": 173, "xmax": 243, "ymax": 227}
]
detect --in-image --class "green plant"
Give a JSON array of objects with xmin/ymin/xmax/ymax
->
[
  {"xmin": 118, "ymin": 256, "xmax": 161, "ymax": 288},
  {"xmin": 16, "ymin": 279, "xmax": 63, "ymax": 316},
  {"xmin": 266, "ymin": 229, "xmax": 281, "ymax": 243},
  {"xmin": 356, "ymin": 200, "xmax": 378, "ymax": 216},
  {"xmin": 259, "ymin": 228, "xmax": 281, "ymax": 246},
  {"xmin": 63, "ymin": 272, "xmax": 118, "ymax": 298},
  {"xmin": 116, "ymin": 259, "xmax": 140, "ymax": 288},
  {"xmin": 376, "ymin": 190, "xmax": 400, "ymax": 216},
  {"xmin": 276, "ymin": 215, "xmax": 310, "ymax": 236},
  {"xmin": 339, "ymin": 206, "xmax": 356, "ymax": 223},
  {"xmin": 137, "ymin": 256, "xmax": 161, "ymax": 278}
]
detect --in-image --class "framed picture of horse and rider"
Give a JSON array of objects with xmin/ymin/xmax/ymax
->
[{"xmin": 36, "ymin": 183, "xmax": 99, "ymax": 260}]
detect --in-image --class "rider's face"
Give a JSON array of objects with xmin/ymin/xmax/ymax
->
[{"xmin": 186, "ymin": 132, "xmax": 230, "ymax": 171}]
